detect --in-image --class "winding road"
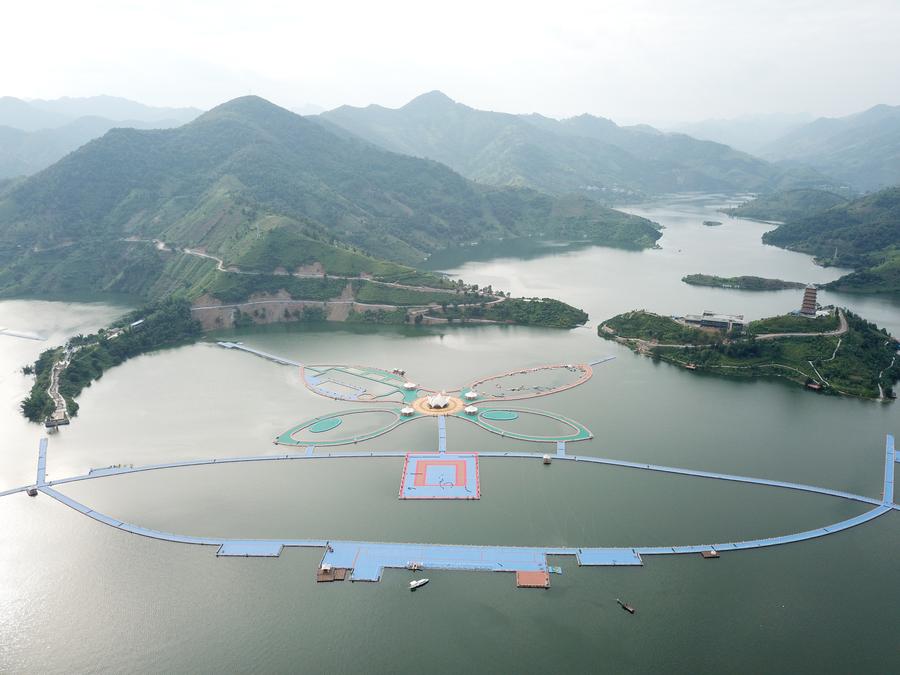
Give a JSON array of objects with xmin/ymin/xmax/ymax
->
[{"xmin": 755, "ymin": 309, "xmax": 847, "ymax": 340}]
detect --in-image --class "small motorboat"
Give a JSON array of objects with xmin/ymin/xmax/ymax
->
[
  {"xmin": 409, "ymin": 578, "xmax": 429, "ymax": 591},
  {"xmin": 616, "ymin": 598, "xmax": 636, "ymax": 614}
]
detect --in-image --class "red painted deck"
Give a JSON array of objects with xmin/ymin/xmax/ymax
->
[{"xmin": 515, "ymin": 570, "xmax": 550, "ymax": 588}]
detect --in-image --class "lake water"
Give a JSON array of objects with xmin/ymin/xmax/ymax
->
[{"xmin": 0, "ymin": 195, "xmax": 897, "ymax": 673}]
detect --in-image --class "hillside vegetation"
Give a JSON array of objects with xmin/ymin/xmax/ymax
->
[
  {"xmin": 21, "ymin": 298, "xmax": 201, "ymax": 422},
  {"xmin": 761, "ymin": 186, "xmax": 900, "ymax": 295},
  {"xmin": 599, "ymin": 310, "xmax": 720, "ymax": 344},
  {"xmin": 319, "ymin": 91, "xmax": 833, "ymax": 200},
  {"xmin": 682, "ymin": 274, "xmax": 805, "ymax": 291},
  {"xmin": 0, "ymin": 95, "xmax": 660, "ymax": 305},
  {"xmin": 429, "ymin": 297, "xmax": 588, "ymax": 328},
  {"xmin": 599, "ymin": 309, "xmax": 899, "ymax": 399},
  {"xmin": 723, "ymin": 189, "xmax": 849, "ymax": 222}
]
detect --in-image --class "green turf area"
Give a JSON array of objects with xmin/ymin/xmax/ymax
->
[
  {"xmin": 599, "ymin": 310, "xmax": 721, "ymax": 343},
  {"xmin": 481, "ymin": 410, "xmax": 519, "ymax": 421},
  {"xmin": 748, "ymin": 313, "xmax": 839, "ymax": 334},
  {"xmin": 429, "ymin": 297, "xmax": 588, "ymax": 329}
]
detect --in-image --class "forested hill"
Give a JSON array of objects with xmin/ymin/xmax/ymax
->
[
  {"xmin": 761, "ymin": 187, "xmax": 900, "ymax": 294},
  {"xmin": 0, "ymin": 95, "xmax": 659, "ymax": 299},
  {"xmin": 724, "ymin": 189, "xmax": 849, "ymax": 222},
  {"xmin": 318, "ymin": 91, "xmax": 833, "ymax": 198}
]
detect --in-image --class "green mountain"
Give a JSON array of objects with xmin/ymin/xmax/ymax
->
[
  {"xmin": 762, "ymin": 104, "xmax": 900, "ymax": 191},
  {"xmin": 0, "ymin": 115, "xmax": 191, "ymax": 179},
  {"xmin": 0, "ymin": 95, "xmax": 659, "ymax": 300},
  {"xmin": 724, "ymin": 189, "xmax": 850, "ymax": 222},
  {"xmin": 761, "ymin": 187, "xmax": 900, "ymax": 294},
  {"xmin": 318, "ymin": 91, "xmax": 834, "ymax": 199}
]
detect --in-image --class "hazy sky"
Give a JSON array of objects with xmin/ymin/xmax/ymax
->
[{"xmin": 3, "ymin": 0, "xmax": 899, "ymax": 124}]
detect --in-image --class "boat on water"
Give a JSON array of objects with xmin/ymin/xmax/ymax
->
[
  {"xmin": 409, "ymin": 578, "xmax": 429, "ymax": 591},
  {"xmin": 616, "ymin": 598, "xmax": 636, "ymax": 614}
]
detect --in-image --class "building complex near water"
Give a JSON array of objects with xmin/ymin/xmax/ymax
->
[{"xmin": 683, "ymin": 311, "xmax": 745, "ymax": 331}]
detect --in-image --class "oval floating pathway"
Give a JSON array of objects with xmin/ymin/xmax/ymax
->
[
  {"xmin": 309, "ymin": 417, "xmax": 342, "ymax": 433},
  {"xmin": 481, "ymin": 410, "xmax": 519, "ymax": 421}
]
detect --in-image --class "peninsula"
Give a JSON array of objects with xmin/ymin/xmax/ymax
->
[
  {"xmin": 21, "ymin": 290, "xmax": 588, "ymax": 426},
  {"xmin": 682, "ymin": 274, "xmax": 806, "ymax": 291},
  {"xmin": 598, "ymin": 309, "xmax": 899, "ymax": 400}
]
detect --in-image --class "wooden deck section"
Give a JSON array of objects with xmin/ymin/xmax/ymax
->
[
  {"xmin": 515, "ymin": 570, "xmax": 550, "ymax": 588},
  {"xmin": 316, "ymin": 567, "xmax": 350, "ymax": 582}
]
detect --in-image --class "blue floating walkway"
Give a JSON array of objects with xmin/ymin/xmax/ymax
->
[
  {"xmin": 884, "ymin": 434, "xmax": 895, "ymax": 505},
  {"xmin": 437, "ymin": 415, "xmax": 447, "ymax": 454},
  {"xmin": 217, "ymin": 541, "xmax": 284, "ymax": 557},
  {"xmin": 37, "ymin": 438, "xmax": 47, "ymax": 485},
  {"xmin": 322, "ymin": 542, "xmax": 555, "ymax": 581},
  {"xmin": 14, "ymin": 434, "xmax": 898, "ymax": 587},
  {"xmin": 576, "ymin": 548, "xmax": 643, "ymax": 566}
]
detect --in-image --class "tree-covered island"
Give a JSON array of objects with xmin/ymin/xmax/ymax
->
[{"xmin": 598, "ymin": 309, "xmax": 899, "ymax": 400}]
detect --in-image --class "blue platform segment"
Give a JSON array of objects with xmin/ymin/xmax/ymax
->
[
  {"xmin": 322, "ymin": 542, "xmax": 551, "ymax": 581},
  {"xmin": 438, "ymin": 415, "xmax": 447, "ymax": 454},
  {"xmin": 556, "ymin": 441, "xmax": 566, "ymax": 457},
  {"xmin": 37, "ymin": 437, "xmax": 48, "ymax": 485},
  {"xmin": 399, "ymin": 453, "xmax": 479, "ymax": 499},
  {"xmin": 884, "ymin": 434, "xmax": 895, "ymax": 505},
  {"xmin": 577, "ymin": 548, "xmax": 643, "ymax": 566},
  {"xmin": 217, "ymin": 541, "xmax": 284, "ymax": 557}
]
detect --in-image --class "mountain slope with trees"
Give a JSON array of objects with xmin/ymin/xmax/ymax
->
[
  {"xmin": 319, "ymin": 91, "xmax": 834, "ymax": 199},
  {"xmin": 0, "ymin": 95, "xmax": 658, "ymax": 301},
  {"xmin": 723, "ymin": 189, "xmax": 850, "ymax": 222},
  {"xmin": 761, "ymin": 187, "xmax": 900, "ymax": 294}
]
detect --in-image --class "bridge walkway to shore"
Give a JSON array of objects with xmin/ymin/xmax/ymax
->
[{"xmin": 216, "ymin": 342, "xmax": 302, "ymax": 367}]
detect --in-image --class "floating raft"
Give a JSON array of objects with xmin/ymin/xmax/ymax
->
[
  {"xmin": 316, "ymin": 567, "xmax": 350, "ymax": 582},
  {"xmin": 516, "ymin": 570, "xmax": 550, "ymax": 588}
]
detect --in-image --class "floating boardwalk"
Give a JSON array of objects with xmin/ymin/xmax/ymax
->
[
  {"xmin": 6, "ymin": 343, "xmax": 896, "ymax": 589},
  {"xmin": 6, "ymin": 433, "xmax": 893, "ymax": 588},
  {"xmin": 217, "ymin": 341, "xmax": 302, "ymax": 367}
]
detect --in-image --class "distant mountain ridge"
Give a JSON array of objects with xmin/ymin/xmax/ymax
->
[
  {"xmin": 318, "ymin": 91, "xmax": 834, "ymax": 199},
  {"xmin": 0, "ymin": 95, "xmax": 660, "ymax": 299},
  {"xmin": 762, "ymin": 104, "xmax": 900, "ymax": 191},
  {"xmin": 0, "ymin": 95, "xmax": 202, "ymax": 131},
  {"xmin": 0, "ymin": 95, "xmax": 203, "ymax": 179},
  {"xmin": 669, "ymin": 113, "xmax": 813, "ymax": 154},
  {"xmin": 0, "ymin": 115, "xmax": 190, "ymax": 179}
]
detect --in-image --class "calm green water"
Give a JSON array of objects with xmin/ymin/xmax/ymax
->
[{"xmin": 0, "ymin": 195, "xmax": 898, "ymax": 673}]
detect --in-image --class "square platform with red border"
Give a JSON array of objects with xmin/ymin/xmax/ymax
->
[{"xmin": 399, "ymin": 453, "xmax": 480, "ymax": 499}]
